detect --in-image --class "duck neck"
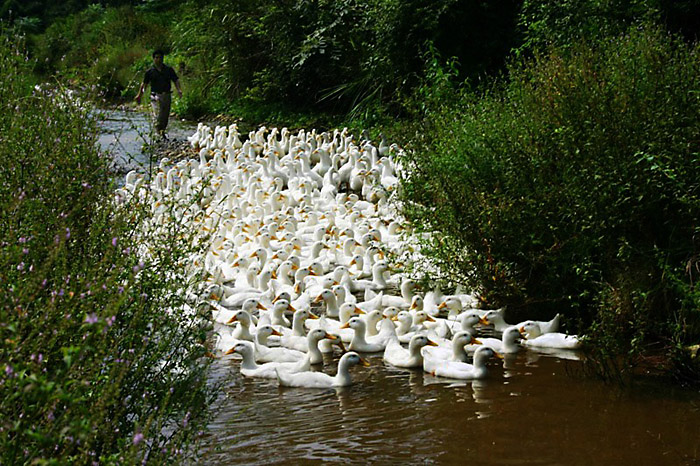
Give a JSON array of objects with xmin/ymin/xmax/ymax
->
[
  {"xmin": 310, "ymin": 242, "xmax": 323, "ymax": 259},
  {"xmin": 473, "ymin": 350, "xmax": 491, "ymax": 371},
  {"xmin": 461, "ymin": 322, "xmax": 478, "ymax": 336},
  {"xmin": 339, "ymin": 308, "xmax": 354, "ymax": 325},
  {"xmin": 365, "ymin": 317, "xmax": 379, "ymax": 337},
  {"xmin": 307, "ymin": 337, "xmax": 323, "ymax": 364},
  {"xmin": 256, "ymin": 332, "xmax": 270, "ymax": 347},
  {"xmin": 452, "ymin": 340, "xmax": 469, "ymax": 362},
  {"xmin": 292, "ymin": 315, "xmax": 306, "ymax": 336},
  {"xmin": 409, "ymin": 341, "xmax": 423, "ymax": 358},
  {"xmin": 237, "ymin": 319, "xmax": 253, "ymax": 340},
  {"xmin": 397, "ymin": 318, "xmax": 412, "ymax": 335},
  {"xmin": 400, "ymin": 284, "xmax": 413, "ymax": 302},
  {"xmin": 325, "ymin": 294, "xmax": 339, "ymax": 318},
  {"xmin": 271, "ymin": 307, "xmax": 287, "ymax": 326},
  {"xmin": 351, "ymin": 322, "xmax": 368, "ymax": 347},
  {"xmin": 239, "ymin": 349, "xmax": 258, "ymax": 370},
  {"xmin": 372, "ymin": 267, "xmax": 387, "ymax": 288},
  {"xmin": 377, "ymin": 317, "xmax": 395, "ymax": 337},
  {"xmin": 502, "ymin": 336, "xmax": 519, "ymax": 353},
  {"xmin": 333, "ymin": 360, "xmax": 353, "ymax": 387}
]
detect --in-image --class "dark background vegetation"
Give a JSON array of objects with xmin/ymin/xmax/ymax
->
[{"xmin": 1, "ymin": 0, "xmax": 700, "ymax": 462}]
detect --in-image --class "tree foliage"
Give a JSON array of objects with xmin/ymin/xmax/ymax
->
[{"xmin": 401, "ymin": 25, "xmax": 700, "ymax": 381}]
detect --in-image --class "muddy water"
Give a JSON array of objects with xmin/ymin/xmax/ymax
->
[
  {"xmin": 200, "ymin": 350, "xmax": 700, "ymax": 466},
  {"xmin": 96, "ymin": 110, "xmax": 700, "ymax": 465}
]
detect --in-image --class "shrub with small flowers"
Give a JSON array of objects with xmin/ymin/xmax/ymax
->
[{"xmin": 0, "ymin": 33, "xmax": 217, "ymax": 464}]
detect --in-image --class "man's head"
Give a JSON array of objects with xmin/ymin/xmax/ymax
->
[{"xmin": 152, "ymin": 49, "xmax": 164, "ymax": 66}]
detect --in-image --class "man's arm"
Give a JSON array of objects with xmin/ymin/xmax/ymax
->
[{"xmin": 174, "ymin": 79, "xmax": 183, "ymax": 98}]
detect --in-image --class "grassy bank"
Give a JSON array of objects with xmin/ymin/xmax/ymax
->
[{"xmin": 0, "ymin": 35, "xmax": 217, "ymax": 464}]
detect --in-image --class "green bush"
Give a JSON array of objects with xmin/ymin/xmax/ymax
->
[
  {"xmin": 400, "ymin": 25, "xmax": 700, "ymax": 380},
  {"xmin": 0, "ymin": 34, "xmax": 216, "ymax": 463},
  {"xmin": 31, "ymin": 5, "xmax": 172, "ymax": 100}
]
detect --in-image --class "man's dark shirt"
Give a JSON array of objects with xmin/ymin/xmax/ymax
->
[{"xmin": 144, "ymin": 65, "xmax": 178, "ymax": 93}]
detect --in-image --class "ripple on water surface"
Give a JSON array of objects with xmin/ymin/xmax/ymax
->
[{"xmin": 200, "ymin": 351, "xmax": 700, "ymax": 465}]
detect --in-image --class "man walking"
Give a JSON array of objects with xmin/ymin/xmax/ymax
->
[{"xmin": 135, "ymin": 49, "xmax": 182, "ymax": 138}]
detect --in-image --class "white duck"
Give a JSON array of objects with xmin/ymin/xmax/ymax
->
[
  {"xmin": 421, "ymin": 331, "xmax": 481, "ymax": 363},
  {"xmin": 225, "ymin": 340, "xmax": 310, "ymax": 379},
  {"xmin": 383, "ymin": 277, "xmax": 417, "ymax": 309},
  {"xmin": 340, "ymin": 316, "xmax": 389, "ymax": 352},
  {"xmin": 519, "ymin": 322, "xmax": 581, "ymax": 350},
  {"xmin": 465, "ymin": 326, "xmax": 522, "ymax": 355},
  {"xmin": 514, "ymin": 314, "xmax": 561, "ymax": 334},
  {"xmin": 423, "ymin": 346, "xmax": 502, "ymax": 380},
  {"xmin": 383, "ymin": 334, "xmax": 438, "ymax": 368},
  {"xmin": 225, "ymin": 309, "xmax": 256, "ymax": 342},
  {"xmin": 459, "ymin": 311, "xmax": 490, "ymax": 336},
  {"xmin": 306, "ymin": 301, "xmax": 363, "ymax": 336},
  {"xmin": 437, "ymin": 297, "xmax": 464, "ymax": 321},
  {"xmin": 275, "ymin": 351, "xmax": 369, "ymax": 388},
  {"xmin": 373, "ymin": 313, "xmax": 400, "ymax": 347},
  {"xmin": 346, "ymin": 260, "xmax": 392, "ymax": 293},
  {"xmin": 254, "ymin": 325, "xmax": 306, "ymax": 363},
  {"xmin": 212, "ymin": 297, "xmax": 266, "ymax": 325},
  {"xmin": 362, "ymin": 309, "xmax": 383, "ymax": 337},
  {"xmin": 279, "ymin": 309, "xmax": 320, "ymax": 352},
  {"xmin": 312, "ymin": 288, "xmax": 341, "ymax": 318},
  {"xmin": 305, "ymin": 329, "xmax": 339, "ymax": 364},
  {"xmin": 264, "ymin": 327, "xmax": 335, "ymax": 366},
  {"xmin": 210, "ymin": 283, "xmax": 266, "ymax": 309},
  {"xmin": 478, "ymin": 308, "xmax": 510, "ymax": 331},
  {"xmin": 267, "ymin": 299, "xmax": 295, "ymax": 328},
  {"xmin": 395, "ymin": 310, "xmax": 419, "ymax": 344}
]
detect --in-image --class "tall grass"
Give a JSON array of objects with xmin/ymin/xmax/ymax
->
[
  {"xmin": 400, "ymin": 25, "xmax": 700, "ymax": 382},
  {"xmin": 0, "ymin": 34, "xmax": 216, "ymax": 463}
]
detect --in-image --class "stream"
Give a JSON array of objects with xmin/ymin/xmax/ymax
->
[{"xmin": 99, "ymin": 109, "xmax": 700, "ymax": 466}]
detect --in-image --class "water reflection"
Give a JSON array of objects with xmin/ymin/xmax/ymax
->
[{"xmin": 201, "ymin": 350, "xmax": 700, "ymax": 465}]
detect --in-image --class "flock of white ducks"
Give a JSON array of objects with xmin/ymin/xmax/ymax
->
[{"xmin": 117, "ymin": 123, "xmax": 582, "ymax": 389}]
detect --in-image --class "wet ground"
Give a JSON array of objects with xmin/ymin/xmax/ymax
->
[{"xmin": 96, "ymin": 107, "xmax": 198, "ymax": 178}]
